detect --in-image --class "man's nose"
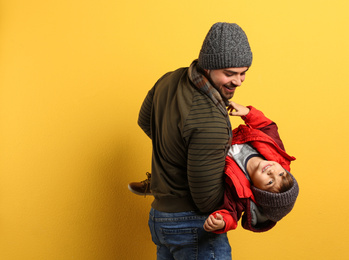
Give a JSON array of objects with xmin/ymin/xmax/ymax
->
[{"xmin": 231, "ymin": 75, "xmax": 242, "ymax": 86}]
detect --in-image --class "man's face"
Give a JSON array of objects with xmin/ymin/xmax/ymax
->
[
  {"xmin": 206, "ymin": 67, "xmax": 249, "ymax": 101},
  {"xmin": 249, "ymin": 160, "xmax": 288, "ymax": 193}
]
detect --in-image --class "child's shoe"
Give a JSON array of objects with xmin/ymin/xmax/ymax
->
[{"xmin": 128, "ymin": 172, "xmax": 152, "ymax": 196}]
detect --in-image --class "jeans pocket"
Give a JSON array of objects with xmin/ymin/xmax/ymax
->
[{"xmin": 161, "ymin": 228, "xmax": 198, "ymax": 259}]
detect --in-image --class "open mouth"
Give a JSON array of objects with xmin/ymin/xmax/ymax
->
[
  {"xmin": 262, "ymin": 164, "xmax": 272, "ymax": 173},
  {"xmin": 224, "ymin": 85, "xmax": 236, "ymax": 92}
]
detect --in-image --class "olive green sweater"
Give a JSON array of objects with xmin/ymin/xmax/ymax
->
[{"xmin": 138, "ymin": 66, "xmax": 230, "ymax": 213}]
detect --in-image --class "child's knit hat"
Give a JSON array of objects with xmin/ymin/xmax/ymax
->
[
  {"xmin": 251, "ymin": 171, "xmax": 299, "ymax": 222},
  {"xmin": 198, "ymin": 22, "xmax": 253, "ymax": 69}
]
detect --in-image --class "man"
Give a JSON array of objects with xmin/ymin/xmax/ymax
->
[{"xmin": 134, "ymin": 22, "xmax": 252, "ymax": 259}]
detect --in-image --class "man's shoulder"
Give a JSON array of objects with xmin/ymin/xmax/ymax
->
[{"xmin": 159, "ymin": 67, "xmax": 189, "ymax": 81}]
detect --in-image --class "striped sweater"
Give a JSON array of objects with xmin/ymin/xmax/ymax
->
[{"xmin": 138, "ymin": 66, "xmax": 230, "ymax": 213}]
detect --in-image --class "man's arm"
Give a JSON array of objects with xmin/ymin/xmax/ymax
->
[
  {"xmin": 184, "ymin": 95, "xmax": 228, "ymax": 213},
  {"xmin": 138, "ymin": 87, "xmax": 155, "ymax": 139}
]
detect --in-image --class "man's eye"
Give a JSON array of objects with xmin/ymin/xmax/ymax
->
[{"xmin": 268, "ymin": 180, "xmax": 273, "ymax": 185}]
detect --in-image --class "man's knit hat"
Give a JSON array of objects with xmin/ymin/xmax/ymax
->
[
  {"xmin": 251, "ymin": 171, "xmax": 299, "ymax": 222},
  {"xmin": 198, "ymin": 22, "xmax": 253, "ymax": 69}
]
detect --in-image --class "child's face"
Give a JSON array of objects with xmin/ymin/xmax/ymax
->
[{"xmin": 249, "ymin": 160, "xmax": 288, "ymax": 193}]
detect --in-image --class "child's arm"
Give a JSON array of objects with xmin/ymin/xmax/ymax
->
[
  {"xmin": 228, "ymin": 101, "xmax": 285, "ymax": 151},
  {"xmin": 227, "ymin": 101, "xmax": 250, "ymax": 116},
  {"xmin": 203, "ymin": 210, "xmax": 238, "ymax": 234},
  {"xmin": 203, "ymin": 213, "xmax": 225, "ymax": 232}
]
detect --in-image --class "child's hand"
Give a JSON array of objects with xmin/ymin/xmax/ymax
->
[
  {"xmin": 203, "ymin": 213, "xmax": 225, "ymax": 232},
  {"xmin": 227, "ymin": 101, "xmax": 250, "ymax": 116}
]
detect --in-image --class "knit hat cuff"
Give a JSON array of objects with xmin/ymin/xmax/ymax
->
[{"xmin": 199, "ymin": 51, "xmax": 253, "ymax": 70}]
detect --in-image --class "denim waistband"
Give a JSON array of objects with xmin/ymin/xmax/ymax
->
[{"xmin": 149, "ymin": 208, "xmax": 209, "ymax": 222}]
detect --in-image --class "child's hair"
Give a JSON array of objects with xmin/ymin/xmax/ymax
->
[
  {"xmin": 279, "ymin": 173, "xmax": 294, "ymax": 193},
  {"xmin": 264, "ymin": 170, "xmax": 294, "ymax": 193}
]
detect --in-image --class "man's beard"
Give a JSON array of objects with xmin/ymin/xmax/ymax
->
[{"xmin": 206, "ymin": 73, "xmax": 231, "ymax": 105}]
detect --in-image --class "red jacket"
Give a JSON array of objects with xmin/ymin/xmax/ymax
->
[{"xmin": 211, "ymin": 106, "xmax": 296, "ymax": 233}]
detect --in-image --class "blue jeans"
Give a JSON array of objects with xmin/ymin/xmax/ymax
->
[{"xmin": 148, "ymin": 208, "xmax": 231, "ymax": 260}]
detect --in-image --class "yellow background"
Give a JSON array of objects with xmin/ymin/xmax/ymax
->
[{"xmin": 1, "ymin": 0, "xmax": 348, "ymax": 259}]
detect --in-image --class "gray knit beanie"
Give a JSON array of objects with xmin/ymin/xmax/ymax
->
[
  {"xmin": 198, "ymin": 22, "xmax": 253, "ymax": 69},
  {"xmin": 251, "ymin": 171, "xmax": 299, "ymax": 222}
]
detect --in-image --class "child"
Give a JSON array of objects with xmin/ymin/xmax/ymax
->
[
  {"xmin": 203, "ymin": 101, "xmax": 299, "ymax": 233},
  {"xmin": 129, "ymin": 101, "xmax": 299, "ymax": 232}
]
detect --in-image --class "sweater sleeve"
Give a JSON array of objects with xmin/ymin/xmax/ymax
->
[
  {"xmin": 137, "ymin": 87, "xmax": 155, "ymax": 139},
  {"xmin": 184, "ymin": 93, "xmax": 227, "ymax": 213}
]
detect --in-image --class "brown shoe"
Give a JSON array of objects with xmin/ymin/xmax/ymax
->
[{"xmin": 128, "ymin": 172, "xmax": 152, "ymax": 196}]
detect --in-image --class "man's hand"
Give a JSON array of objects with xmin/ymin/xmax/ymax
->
[
  {"xmin": 203, "ymin": 213, "xmax": 225, "ymax": 232},
  {"xmin": 227, "ymin": 101, "xmax": 250, "ymax": 116}
]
